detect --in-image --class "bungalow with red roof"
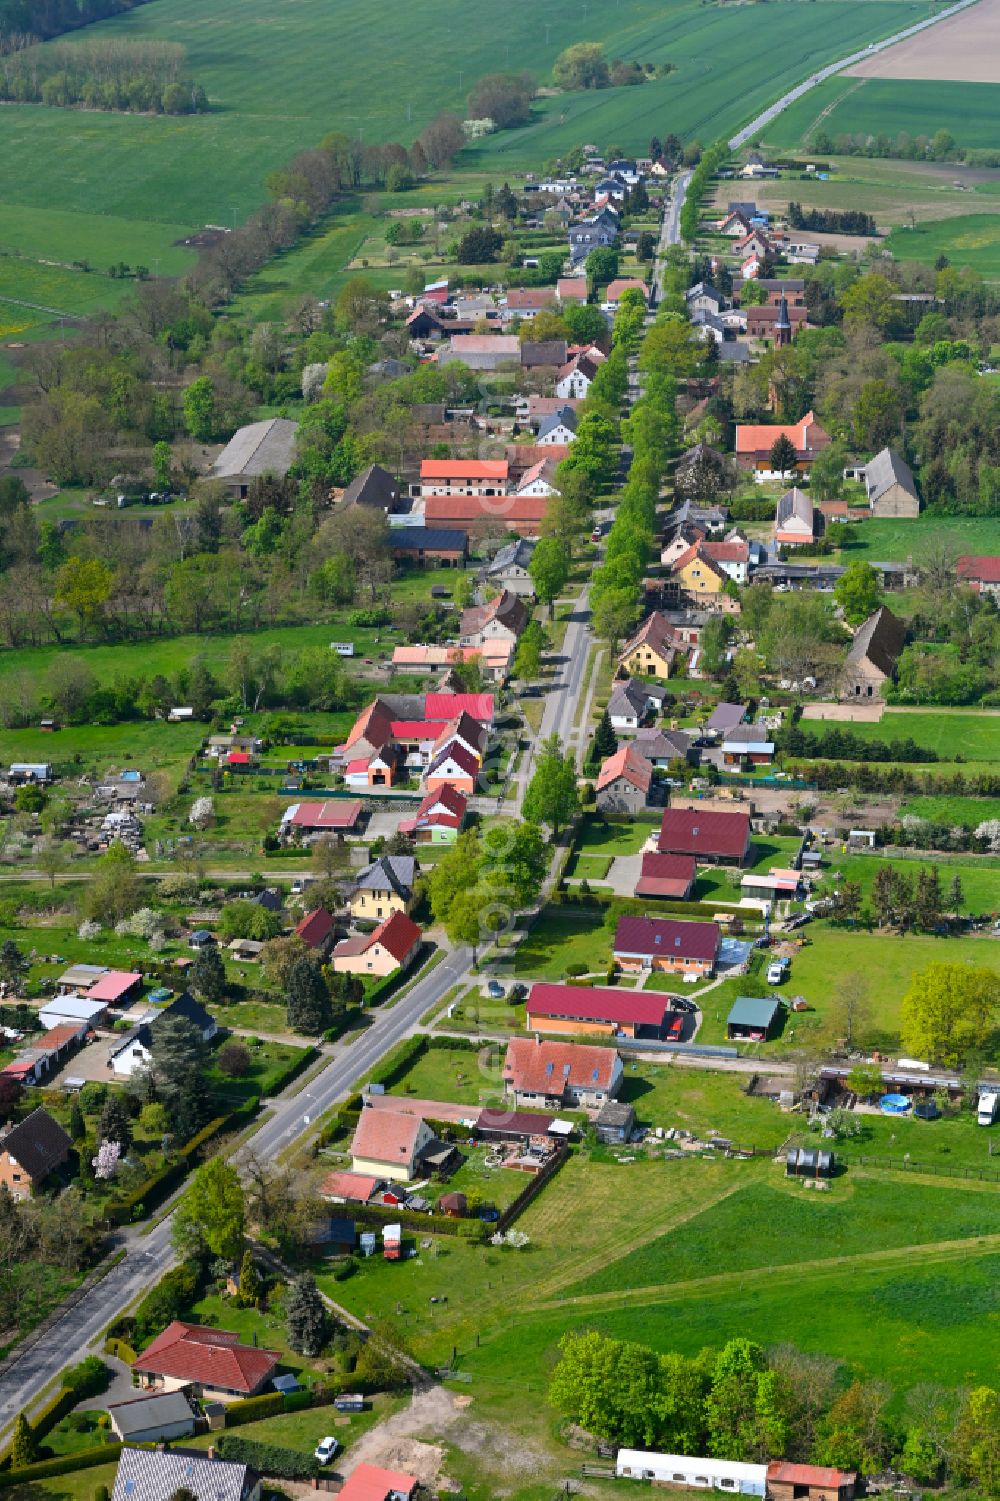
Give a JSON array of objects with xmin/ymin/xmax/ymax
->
[
  {"xmin": 337, "ymin": 1465, "xmax": 418, "ymax": 1501},
  {"xmin": 132, "ymin": 1322, "xmax": 280, "ymax": 1400},
  {"xmin": 331, "ymin": 911, "xmax": 422, "ymax": 978},
  {"xmin": 613, "ymin": 915, "xmax": 720, "ymax": 977},
  {"xmin": 596, "ymin": 743, "xmax": 653, "ymax": 814},
  {"xmin": 634, "ymin": 851, "xmax": 697, "ymax": 900},
  {"xmin": 735, "ymin": 410, "xmax": 830, "ymax": 479},
  {"xmin": 526, "ymin": 983, "xmax": 670, "ymax": 1039},
  {"xmin": 398, "ymin": 785, "xmax": 467, "ymax": 844},
  {"xmin": 351, "ymin": 1107, "xmax": 433, "ymax": 1182},
  {"xmin": 658, "ymin": 806, "xmax": 751, "ymax": 866},
  {"xmin": 504, "ymin": 1036, "xmax": 623, "ymax": 1111},
  {"xmin": 295, "ymin": 907, "xmax": 336, "ymax": 954},
  {"xmin": 280, "ymin": 799, "xmax": 366, "ymax": 842}
]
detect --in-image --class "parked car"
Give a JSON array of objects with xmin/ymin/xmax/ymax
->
[
  {"xmin": 767, "ymin": 959, "xmax": 789, "ymax": 985},
  {"xmin": 486, "ymin": 980, "xmax": 505, "ymax": 999},
  {"xmin": 314, "ymin": 1438, "xmax": 340, "ymax": 1465}
]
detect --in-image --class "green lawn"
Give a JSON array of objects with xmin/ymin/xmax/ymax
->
[
  {"xmin": 512, "ymin": 905, "xmax": 614, "ymax": 979},
  {"xmin": 0, "ymin": 721, "xmax": 201, "ymax": 788},
  {"xmin": 574, "ymin": 813, "xmax": 660, "ymax": 857},
  {"xmin": 206, "ymin": 1037, "xmax": 310, "ymax": 1102},
  {"xmin": 820, "ymin": 849, "xmax": 1000, "ymax": 913},
  {"xmin": 899, "ymin": 794, "xmax": 1000, "ymax": 828},
  {"xmin": 380, "ymin": 1045, "xmax": 501, "ymax": 1110},
  {"xmin": 832, "ymin": 514, "xmax": 1000, "ymax": 564},
  {"xmin": 183, "ymin": 1394, "xmax": 404, "ymax": 1456},
  {"xmin": 886, "ymin": 213, "xmax": 1000, "ymax": 278},
  {"xmin": 617, "ymin": 1061, "xmax": 793, "ymax": 1146},
  {"xmin": 833, "ymin": 709, "xmax": 1000, "ymax": 762},
  {"xmin": 3, "ymin": 1460, "xmax": 122, "ymax": 1501}
]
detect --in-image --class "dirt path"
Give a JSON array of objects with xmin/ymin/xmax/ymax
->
[{"xmin": 339, "ymin": 1387, "xmax": 464, "ymax": 1485}]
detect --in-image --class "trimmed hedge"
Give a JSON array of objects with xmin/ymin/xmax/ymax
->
[
  {"xmin": 223, "ymin": 1392, "xmax": 287, "ymax": 1427},
  {"xmin": 259, "ymin": 1047, "xmax": 316, "ymax": 1095},
  {"xmin": 425, "ymin": 1035, "xmax": 478, "ymax": 1053},
  {"xmin": 105, "ymin": 1098, "xmax": 259, "ymax": 1225},
  {"xmin": 217, "ymin": 1435, "xmax": 318, "ymax": 1480},
  {"xmin": 0, "ymin": 1444, "xmax": 123, "ymax": 1488},
  {"xmin": 353, "ymin": 1200, "xmax": 486, "ymax": 1241}
]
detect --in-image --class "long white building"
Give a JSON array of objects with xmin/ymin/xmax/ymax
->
[{"xmin": 616, "ymin": 1450, "xmax": 768, "ymax": 1496}]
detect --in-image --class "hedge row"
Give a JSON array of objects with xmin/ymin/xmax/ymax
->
[
  {"xmin": 222, "ymin": 1391, "xmax": 287, "ymax": 1427},
  {"xmin": 104, "ymin": 1098, "xmax": 258, "ymax": 1225},
  {"xmin": 0, "ymin": 1357, "xmax": 111, "ymax": 1470},
  {"xmin": 0, "ymin": 1443, "xmax": 124, "ymax": 1488},
  {"xmin": 425, "ymin": 1035, "xmax": 479, "ymax": 1053},
  {"xmin": 217, "ymin": 1434, "xmax": 318, "ymax": 1479},
  {"xmin": 352, "ymin": 1200, "xmax": 486, "ymax": 1241},
  {"xmin": 261, "ymin": 1047, "xmax": 317, "ymax": 1096}
]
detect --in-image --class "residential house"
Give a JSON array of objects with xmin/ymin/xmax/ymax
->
[
  {"xmin": 594, "ymin": 173, "xmax": 627, "ymax": 202},
  {"xmin": 295, "ymin": 906, "xmax": 336, "ymax": 954},
  {"xmin": 617, "ymin": 1450, "xmax": 766, "ymax": 1495},
  {"xmin": 340, "ymin": 463, "xmax": 401, "ymax": 513},
  {"xmin": 331, "ymin": 911, "xmax": 422, "ymax": 977},
  {"xmin": 634, "ymin": 851, "xmax": 697, "ymax": 900},
  {"xmin": 556, "ymin": 351, "xmax": 603, "ymax": 400},
  {"xmin": 109, "ymin": 993, "xmax": 217, "ymax": 1079},
  {"xmin": 840, "ymin": 605, "xmax": 906, "ymax": 701},
  {"xmin": 774, "ymin": 486, "xmax": 820, "ymax": 547},
  {"xmin": 424, "ymin": 493, "xmax": 548, "ymax": 536},
  {"xmin": 458, "ymin": 589, "xmax": 528, "ymax": 648},
  {"xmin": 674, "ymin": 537, "xmax": 749, "ymax": 585},
  {"xmin": 719, "ymin": 209, "xmax": 755, "ymax": 238},
  {"xmin": 618, "ymin": 612, "xmax": 679, "ymax": 680},
  {"xmin": 607, "ymin": 679, "xmax": 653, "ymax": 733},
  {"xmin": 957, "ymin": 555, "xmax": 1000, "ymax": 598},
  {"xmin": 516, "ymin": 457, "xmax": 561, "ymax": 499},
  {"xmin": 419, "ymin": 459, "xmax": 509, "ymax": 497},
  {"xmin": 685, "ymin": 282, "xmax": 724, "ymax": 317},
  {"xmin": 523, "ymin": 393, "xmax": 581, "ymax": 428},
  {"xmin": 633, "ymin": 727, "xmax": 694, "ymax": 767},
  {"xmin": 405, "ymin": 304, "xmax": 446, "ymax": 340},
  {"xmin": 211, "ymin": 418, "xmax": 297, "ymax": 500},
  {"xmin": 132, "ymin": 1322, "xmax": 280, "ymax": 1400},
  {"xmin": 398, "ymin": 785, "xmax": 467, "ymax": 844},
  {"xmin": 111, "ymin": 1448, "xmax": 261, "ymax": 1501},
  {"xmin": 106, "ymin": 1392, "xmax": 197, "ymax": 1445},
  {"xmin": 391, "ymin": 642, "xmax": 513, "ymax": 683},
  {"xmin": 704, "ymin": 702, "xmax": 747, "ymax": 736},
  {"xmin": 521, "ymin": 339, "xmax": 569, "ymax": 371},
  {"xmin": 673, "ymin": 541, "xmax": 728, "ymax": 600},
  {"xmin": 0, "ymin": 1108, "xmax": 72, "ymax": 1201},
  {"xmin": 350, "ymin": 856, "xmax": 417, "ymax": 921},
  {"xmin": 337, "ymin": 1465, "xmax": 417, "ymax": 1501},
  {"xmin": 596, "ymin": 743, "xmax": 653, "ymax": 813},
  {"xmin": 503, "ymin": 1036, "xmax": 623, "ymax": 1111},
  {"xmin": 613, "ymin": 915, "xmax": 720, "ymax": 978},
  {"xmin": 735, "ymin": 411, "xmax": 831, "ymax": 478},
  {"xmin": 280, "ymin": 799, "xmax": 366, "ymax": 841},
  {"xmin": 721, "ymin": 724, "xmax": 775, "ymax": 766},
  {"xmin": 603, "ymin": 277, "xmax": 649, "ymax": 312},
  {"xmin": 556, "ymin": 277, "xmax": 589, "ymax": 305},
  {"xmin": 478, "ymin": 538, "xmax": 536, "ymax": 598},
  {"xmin": 526, "ymin": 983, "xmax": 670, "ymax": 1039},
  {"xmin": 767, "ymin": 1463, "xmax": 856, "ymax": 1501},
  {"xmin": 536, "ymin": 406, "xmax": 577, "ymax": 446},
  {"xmin": 425, "ymin": 741, "xmax": 481, "ymax": 796},
  {"xmin": 568, "ymin": 211, "xmax": 619, "ymax": 266},
  {"xmin": 501, "ymin": 288, "xmax": 557, "ymax": 322},
  {"xmin": 438, "ymin": 334, "xmax": 520, "ymax": 370},
  {"xmin": 390, "ymin": 527, "xmax": 468, "ymax": 567},
  {"xmin": 863, "ymin": 447, "xmax": 920, "ymax": 518},
  {"xmin": 726, "ymin": 995, "xmax": 783, "ymax": 1042},
  {"xmin": 658, "ymin": 807, "xmax": 751, "ymax": 865},
  {"xmin": 351, "ymin": 1107, "xmax": 433, "ymax": 1182}
]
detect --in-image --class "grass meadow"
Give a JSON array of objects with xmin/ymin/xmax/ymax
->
[
  {"xmin": 835, "ymin": 513, "xmax": 1000, "ymax": 562},
  {"xmin": 833, "ymin": 708, "xmax": 1000, "ymax": 760},
  {"xmin": 764, "ymin": 75, "xmax": 1000, "ymax": 151},
  {"xmin": 0, "ymin": 0, "xmax": 937, "ymax": 319},
  {"xmin": 886, "ymin": 212, "xmax": 1000, "ymax": 276}
]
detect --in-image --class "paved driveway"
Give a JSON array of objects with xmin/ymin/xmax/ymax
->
[{"xmin": 606, "ymin": 853, "xmax": 644, "ymax": 896}]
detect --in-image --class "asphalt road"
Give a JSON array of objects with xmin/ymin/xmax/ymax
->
[{"xmin": 0, "ymin": 942, "xmax": 471, "ymax": 1430}]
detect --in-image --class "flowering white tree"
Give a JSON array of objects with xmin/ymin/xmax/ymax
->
[
  {"xmin": 92, "ymin": 1140, "xmax": 121, "ymax": 1180},
  {"xmin": 189, "ymin": 796, "xmax": 214, "ymax": 829},
  {"xmin": 976, "ymin": 819, "xmax": 1000, "ymax": 853},
  {"xmin": 302, "ymin": 362, "xmax": 328, "ymax": 402},
  {"xmin": 77, "ymin": 919, "xmax": 101, "ymax": 940}
]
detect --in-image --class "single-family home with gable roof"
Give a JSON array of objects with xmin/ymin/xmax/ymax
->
[
  {"xmin": 634, "ymin": 727, "xmax": 693, "ymax": 767},
  {"xmin": 607, "ymin": 679, "xmax": 652, "ymax": 733},
  {"xmin": 619, "ymin": 612, "xmax": 680, "ymax": 680},
  {"xmin": 504, "ymin": 1036, "xmax": 623, "ymax": 1111},
  {"xmin": 109, "ymin": 992, "xmax": 217, "ymax": 1079},
  {"xmin": 351, "ymin": 1107, "xmax": 433, "ymax": 1182},
  {"xmin": 111, "ymin": 1446, "xmax": 261, "ymax": 1501},
  {"xmin": 331, "ymin": 911, "xmax": 422, "ymax": 977},
  {"xmin": 537, "ymin": 406, "xmax": 578, "ymax": 446},
  {"xmin": 658, "ymin": 806, "xmax": 751, "ymax": 865},
  {"xmin": 863, "ymin": 447, "xmax": 920, "ymax": 518},
  {"xmin": 596, "ymin": 743, "xmax": 653, "ymax": 813},
  {"xmin": 350, "ymin": 856, "xmax": 416, "ymax": 921},
  {"xmin": 840, "ymin": 605, "xmax": 906, "ymax": 701},
  {"xmin": 957, "ymin": 555, "xmax": 1000, "ymax": 598},
  {"xmin": 634, "ymin": 851, "xmax": 697, "ymax": 900},
  {"xmin": 295, "ymin": 906, "xmax": 336, "ymax": 953},
  {"xmin": 478, "ymin": 538, "xmax": 536, "ymax": 598},
  {"xmin": 340, "ymin": 463, "xmax": 401, "ymax": 513},
  {"xmin": 425, "ymin": 741, "xmax": 481, "ymax": 796},
  {"xmin": 613, "ymin": 915, "xmax": 720, "ymax": 978},
  {"xmin": 0, "ymin": 1107, "xmax": 72, "ymax": 1200},
  {"xmin": 458, "ymin": 589, "xmax": 528, "ymax": 648},
  {"xmin": 774, "ymin": 486, "xmax": 819, "ymax": 547},
  {"xmin": 132, "ymin": 1323, "xmax": 278, "ymax": 1401}
]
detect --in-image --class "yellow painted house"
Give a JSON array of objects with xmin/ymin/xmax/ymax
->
[
  {"xmin": 674, "ymin": 543, "xmax": 726, "ymax": 598},
  {"xmin": 349, "ymin": 854, "xmax": 416, "ymax": 922},
  {"xmin": 618, "ymin": 612, "xmax": 678, "ymax": 681}
]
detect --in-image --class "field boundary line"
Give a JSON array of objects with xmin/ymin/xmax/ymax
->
[{"xmin": 0, "ymin": 293, "xmax": 85, "ymax": 319}]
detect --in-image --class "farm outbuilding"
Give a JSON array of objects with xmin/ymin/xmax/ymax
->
[
  {"xmin": 786, "ymin": 1147, "xmax": 834, "ymax": 1178},
  {"xmin": 617, "ymin": 1449, "xmax": 767, "ymax": 1495},
  {"xmin": 726, "ymin": 995, "xmax": 783, "ymax": 1042}
]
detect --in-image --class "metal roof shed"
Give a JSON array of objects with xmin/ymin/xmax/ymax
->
[{"xmin": 726, "ymin": 995, "xmax": 783, "ymax": 1041}]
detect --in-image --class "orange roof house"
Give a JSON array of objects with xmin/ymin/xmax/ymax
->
[
  {"xmin": 132, "ymin": 1323, "xmax": 280, "ymax": 1399},
  {"xmin": 735, "ymin": 410, "xmax": 830, "ymax": 474}
]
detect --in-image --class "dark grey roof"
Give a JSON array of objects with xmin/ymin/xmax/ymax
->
[
  {"xmin": 212, "ymin": 419, "xmax": 297, "ymax": 482},
  {"xmin": 0, "ymin": 1107, "xmax": 71, "ymax": 1182},
  {"xmin": 864, "ymin": 447, "xmax": 917, "ymax": 504},
  {"xmin": 112, "ymin": 1446, "xmax": 257, "ymax": 1501},
  {"xmin": 775, "ymin": 487, "xmax": 812, "ymax": 530},
  {"xmin": 107, "ymin": 1391, "xmax": 195, "ymax": 1439},
  {"xmin": 608, "ymin": 680, "xmax": 649, "ymax": 717},
  {"xmin": 845, "ymin": 605, "xmax": 906, "ymax": 677},
  {"xmin": 341, "ymin": 464, "xmax": 400, "ymax": 511},
  {"xmin": 537, "ymin": 406, "xmax": 577, "ymax": 440},
  {"xmin": 705, "ymin": 702, "xmax": 748, "ymax": 734},
  {"xmin": 521, "ymin": 340, "xmax": 568, "ymax": 368},
  {"xmin": 486, "ymin": 538, "xmax": 535, "ymax": 573},
  {"xmin": 354, "ymin": 855, "xmax": 415, "ymax": 897},
  {"xmin": 717, "ymin": 341, "xmax": 751, "ymax": 364},
  {"xmin": 390, "ymin": 526, "xmax": 467, "ymax": 552},
  {"xmin": 686, "ymin": 281, "xmax": 722, "ymax": 303},
  {"xmin": 635, "ymin": 727, "xmax": 692, "ymax": 760},
  {"xmin": 108, "ymin": 991, "xmax": 212, "ymax": 1060}
]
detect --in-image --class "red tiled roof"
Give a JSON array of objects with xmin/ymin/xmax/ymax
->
[
  {"xmin": 319, "ymin": 1170, "xmax": 380, "ymax": 1201},
  {"xmin": 614, "ymin": 914, "xmax": 720, "ymax": 961},
  {"xmin": 767, "ymin": 1463, "xmax": 855, "ymax": 1489},
  {"xmin": 527, "ymin": 983, "xmax": 668, "ymax": 1029},
  {"xmin": 476, "ymin": 1107, "xmax": 556, "ymax": 1135},
  {"xmin": 428, "ymin": 741, "xmax": 480, "ymax": 780},
  {"xmin": 39, "ymin": 1023, "xmax": 87, "ymax": 1050},
  {"xmin": 416, "ymin": 784, "xmax": 468, "ymax": 819},
  {"xmin": 596, "ymin": 743, "xmax": 652, "ymax": 794},
  {"xmin": 658, "ymin": 806, "xmax": 751, "ymax": 859},
  {"xmin": 736, "ymin": 410, "xmax": 827, "ymax": 456},
  {"xmin": 504, "ymin": 1037, "xmax": 619, "ymax": 1095},
  {"xmin": 337, "ymin": 1464, "xmax": 418, "ymax": 1501},
  {"xmin": 390, "ymin": 721, "xmax": 446, "ymax": 739},
  {"xmin": 605, "ymin": 277, "xmax": 649, "ymax": 302},
  {"xmin": 85, "ymin": 970, "xmax": 142, "ymax": 1002},
  {"xmin": 556, "ymin": 277, "xmax": 588, "ymax": 301},
  {"xmin": 425, "ymin": 494, "xmax": 548, "ymax": 526},
  {"xmin": 287, "ymin": 799, "xmax": 364, "ymax": 829},
  {"xmin": 133, "ymin": 1322, "xmax": 279, "ymax": 1394},
  {"xmin": 635, "ymin": 851, "xmax": 697, "ymax": 898},
  {"xmin": 295, "ymin": 907, "xmax": 335, "ymax": 948},
  {"xmin": 957, "ymin": 554, "xmax": 1000, "ymax": 583},
  {"xmin": 352, "ymin": 1108, "xmax": 426, "ymax": 1165},
  {"xmin": 420, "ymin": 459, "xmax": 508, "ymax": 480},
  {"xmin": 424, "ymin": 692, "xmax": 494, "ymax": 724},
  {"xmin": 371, "ymin": 910, "xmax": 422, "ymax": 964}
]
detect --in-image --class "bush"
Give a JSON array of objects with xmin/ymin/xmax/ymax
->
[
  {"xmin": 64, "ymin": 1357, "xmax": 108, "ymax": 1400},
  {"xmin": 0, "ymin": 1446, "xmax": 123, "ymax": 1487},
  {"xmin": 216, "ymin": 1435, "xmax": 319, "ymax": 1479},
  {"xmin": 132, "ymin": 1261, "xmax": 203, "ymax": 1345}
]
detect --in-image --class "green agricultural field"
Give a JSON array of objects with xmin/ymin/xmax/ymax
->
[
  {"xmin": 764, "ymin": 75, "xmax": 1000, "ymax": 152},
  {"xmin": 887, "ymin": 212, "xmax": 1000, "ymax": 276},
  {"xmin": 0, "ymin": 257, "xmax": 136, "ymax": 319},
  {"xmin": 0, "ymin": 0, "xmax": 937, "ymax": 316},
  {"xmin": 899, "ymin": 793, "xmax": 1000, "ymax": 826},
  {"xmin": 835, "ymin": 708, "xmax": 1000, "ymax": 761}
]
